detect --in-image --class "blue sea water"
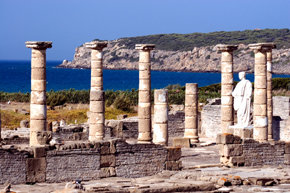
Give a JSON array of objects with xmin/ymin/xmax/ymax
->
[{"xmin": 0, "ymin": 60, "xmax": 290, "ymax": 93}]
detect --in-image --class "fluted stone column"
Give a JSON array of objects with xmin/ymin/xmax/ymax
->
[
  {"xmin": 153, "ymin": 89, "xmax": 168, "ymax": 145},
  {"xmin": 249, "ymin": 43, "xmax": 275, "ymax": 141},
  {"xmin": 266, "ymin": 44, "xmax": 276, "ymax": 141},
  {"xmin": 136, "ymin": 44, "xmax": 155, "ymax": 143},
  {"xmin": 26, "ymin": 41, "xmax": 52, "ymax": 146},
  {"xmin": 216, "ymin": 44, "xmax": 238, "ymax": 133},
  {"xmin": 85, "ymin": 41, "xmax": 107, "ymax": 141},
  {"xmin": 184, "ymin": 83, "xmax": 199, "ymax": 143}
]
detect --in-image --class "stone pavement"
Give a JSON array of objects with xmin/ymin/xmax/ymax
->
[{"xmin": 1, "ymin": 145, "xmax": 290, "ymax": 193}]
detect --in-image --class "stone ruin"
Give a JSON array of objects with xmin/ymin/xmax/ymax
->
[{"xmin": 0, "ymin": 41, "xmax": 290, "ymax": 191}]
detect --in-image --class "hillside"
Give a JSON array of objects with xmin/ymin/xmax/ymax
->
[{"xmin": 59, "ymin": 29, "xmax": 290, "ymax": 74}]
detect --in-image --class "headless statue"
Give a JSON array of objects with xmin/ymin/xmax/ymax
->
[{"xmin": 232, "ymin": 72, "xmax": 252, "ymax": 127}]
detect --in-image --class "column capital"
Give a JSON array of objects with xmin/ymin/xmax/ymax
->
[
  {"xmin": 216, "ymin": 44, "xmax": 238, "ymax": 52},
  {"xmin": 25, "ymin": 41, "xmax": 52, "ymax": 49},
  {"xmin": 135, "ymin": 44, "xmax": 155, "ymax": 51},
  {"xmin": 85, "ymin": 41, "xmax": 108, "ymax": 50},
  {"xmin": 248, "ymin": 43, "xmax": 276, "ymax": 53}
]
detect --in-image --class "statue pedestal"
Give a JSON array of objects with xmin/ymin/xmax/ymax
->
[{"xmin": 229, "ymin": 125, "xmax": 253, "ymax": 139}]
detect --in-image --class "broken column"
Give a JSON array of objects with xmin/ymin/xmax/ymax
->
[
  {"xmin": 153, "ymin": 89, "xmax": 168, "ymax": 145},
  {"xmin": 216, "ymin": 44, "xmax": 238, "ymax": 133},
  {"xmin": 136, "ymin": 44, "xmax": 155, "ymax": 143},
  {"xmin": 266, "ymin": 44, "xmax": 276, "ymax": 141},
  {"xmin": 26, "ymin": 41, "xmax": 52, "ymax": 146},
  {"xmin": 85, "ymin": 41, "xmax": 107, "ymax": 141},
  {"xmin": 249, "ymin": 43, "xmax": 275, "ymax": 141},
  {"xmin": 184, "ymin": 83, "xmax": 199, "ymax": 143}
]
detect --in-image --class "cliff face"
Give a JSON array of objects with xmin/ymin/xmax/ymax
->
[{"xmin": 59, "ymin": 40, "xmax": 290, "ymax": 74}]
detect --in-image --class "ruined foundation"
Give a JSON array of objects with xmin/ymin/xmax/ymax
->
[{"xmin": 26, "ymin": 41, "xmax": 52, "ymax": 146}]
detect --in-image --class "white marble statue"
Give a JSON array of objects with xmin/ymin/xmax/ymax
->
[{"xmin": 232, "ymin": 72, "xmax": 252, "ymax": 127}]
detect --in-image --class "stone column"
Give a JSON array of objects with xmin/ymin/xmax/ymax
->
[
  {"xmin": 216, "ymin": 44, "xmax": 238, "ymax": 133},
  {"xmin": 26, "ymin": 41, "xmax": 52, "ymax": 146},
  {"xmin": 136, "ymin": 44, "xmax": 155, "ymax": 143},
  {"xmin": 266, "ymin": 44, "xmax": 276, "ymax": 141},
  {"xmin": 249, "ymin": 43, "xmax": 275, "ymax": 142},
  {"xmin": 85, "ymin": 41, "xmax": 107, "ymax": 141},
  {"xmin": 153, "ymin": 89, "xmax": 168, "ymax": 145},
  {"xmin": 184, "ymin": 83, "xmax": 199, "ymax": 143}
]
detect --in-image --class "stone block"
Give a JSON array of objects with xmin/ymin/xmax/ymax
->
[
  {"xmin": 100, "ymin": 167, "xmax": 116, "ymax": 178},
  {"xmin": 172, "ymin": 137, "xmax": 190, "ymax": 148},
  {"xmin": 166, "ymin": 147, "xmax": 181, "ymax": 161},
  {"xmin": 139, "ymin": 51, "xmax": 150, "ymax": 63},
  {"xmin": 139, "ymin": 69, "xmax": 150, "ymax": 79},
  {"xmin": 185, "ymin": 83, "xmax": 198, "ymax": 95},
  {"xmin": 30, "ymin": 104, "xmax": 47, "ymax": 119},
  {"xmin": 139, "ymin": 79, "xmax": 151, "ymax": 90},
  {"xmin": 285, "ymin": 143, "xmax": 290, "ymax": 154},
  {"xmin": 138, "ymin": 118, "xmax": 151, "ymax": 132},
  {"xmin": 100, "ymin": 155, "xmax": 116, "ymax": 167},
  {"xmin": 230, "ymin": 156, "xmax": 245, "ymax": 166},
  {"xmin": 165, "ymin": 161, "xmax": 182, "ymax": 171},
  {"xmin": 216, "ymin": 134, "xmax": 235, "ymax": 144},
  {"xmin": 185, "ymin": 116, "xmax": 198, "ymax": 129},
  {"xmin": 91, "ymin": 60, "xmax": 102, "ymax": 68},
  {"xmin": 255, "ymin": 75, "xmax": 267, "ymax": 89},
  {"xmin": 224, "ymin": 144, "xmax": 243, "ymax": 157},
  {"xmin": 33, "ymin": 146, "xmax": 46, "ymax": 158},
  {"xmin": 31, "ymin": 68, "xmax": 46, "ymax": 80},
  {"xmin": 222, "ymin": 73, "xmax": 234, "ymax": 84},
  {"xmin": 91, "ymin": 76, "xmax": 103, "ymax": 87},
  {"xmin": 185, "ymin": 94, "xmax": 197, "ymax": 106},
  {"xmin": 253, "ymin": 104, "xmax": 267, "ymax": 116},
  {"xmin": 138, "ymin": 104, "xmax": 151, "ymax": 119},
  {"xmin": 139, "ymin": 62, "xmax": 150, "ymax": 71},
  {"xmin": 90, "ymin": 90, "xmax": 104, "ymax": 101},
  {"xmin": 284, "ymin": 154, "xmax": 290, "ymax": 165},
  {"xmin": 139, "ymin": 90, "xmax": 150, "ymax": 103},
  {"xmin": 90, "ymin": 101, "xmax": 104, "ymax": 113},
  {"xmin": 91, "ymin": 68, "xmax": 103, "ymax": 77},
  {"xmin": 221, "ymin": 85, "xmax": 233, "ymax": 96},
  {"xmin": 26, "ymin": 158, "xmax": 46, "ymax": 183},
  {"xmin": 90, "ymin": 112, "xmax": 105, "ymax": 124},
  {"xmin": 31, "ymin": 80, "xmax": 46, "ymax": 91},
  {"xmin": 31, "ymin": 91, "xmax": 46, "ymax": 104},
  {"xmin": 185, "ymin": 106, "xmax": 197, "ymax": 116}
]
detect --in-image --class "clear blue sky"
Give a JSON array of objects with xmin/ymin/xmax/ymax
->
[{"xmin": 0, "ymin": 0, "xmax": 289, "ymax": 61}]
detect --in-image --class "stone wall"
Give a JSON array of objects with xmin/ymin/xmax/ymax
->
[
  {"xmin": 217, "ymin": 134, "xmax": 290, "ymax": 167},
  {"xmin": 0, "ymin": 139, "xmax": 181, "ymax": 184},
  {"xmin": 201, "ymin": 99, "xmax": 221, "ymax": 139},
  {"xmin": 0, "ymin": 148, "xmax": 30, "ymax": 184},
  {"xmin": 201, "ymin": 97, "xmax": 290, "ymax": 141},
  {"xmin": 273, "ymin": 96, "xmax": 290, "ymax": 142}
]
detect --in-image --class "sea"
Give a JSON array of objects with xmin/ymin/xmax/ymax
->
[{"xmin": 1, "ymin": 60, "xmax": 290, "ymax": 93}]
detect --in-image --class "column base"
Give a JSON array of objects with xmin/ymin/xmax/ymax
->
[{"xmin": 137, "ymin": 140, "xmax": 152, "ymax": 144}]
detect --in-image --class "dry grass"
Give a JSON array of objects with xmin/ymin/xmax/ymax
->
[
  {"xmin": 272, "ymin": 89, "xmax": 290, "ymax": 96},
  {"xmin": 1, "ymin": 107, "xmax": 137, "ymax": 129}
]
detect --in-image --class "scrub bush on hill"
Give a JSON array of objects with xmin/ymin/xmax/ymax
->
[{"xmin": 1, "ymin": 78, "xmax": 289, "ymax": 109}]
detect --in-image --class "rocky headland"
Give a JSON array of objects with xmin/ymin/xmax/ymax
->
[{"xmin": 59, "ymin": 29, "xmax": 290, "ymax": 74}]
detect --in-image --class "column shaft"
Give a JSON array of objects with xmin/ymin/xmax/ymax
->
[
  {"xmin": 249, "ymin": 43, "xmax": 275, "ymax": 141},
  {"xmin": 153, "ymin": 89, "xmax": 168, "ymax": 145},
  {"xmin": 26, "ymin": 41, "xmax": 52, "ymax": 146},
  {"xmin": 85, "ymin": 41, "xmax": 107, "ymax": 141},
  {"xmin": 184, "ymin": 83, "xmax": 199, "ymax": 143},
  {"xmin": 136, "ymin": 44, "xmax": 155, "ymax": 143},
  {"xmin": 267, "ymin": 50, "xmax": 274, "ymax": 140},
  {"xmin": 216, "ymin": 45, "xmax": 238, "ymax": 133}
]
